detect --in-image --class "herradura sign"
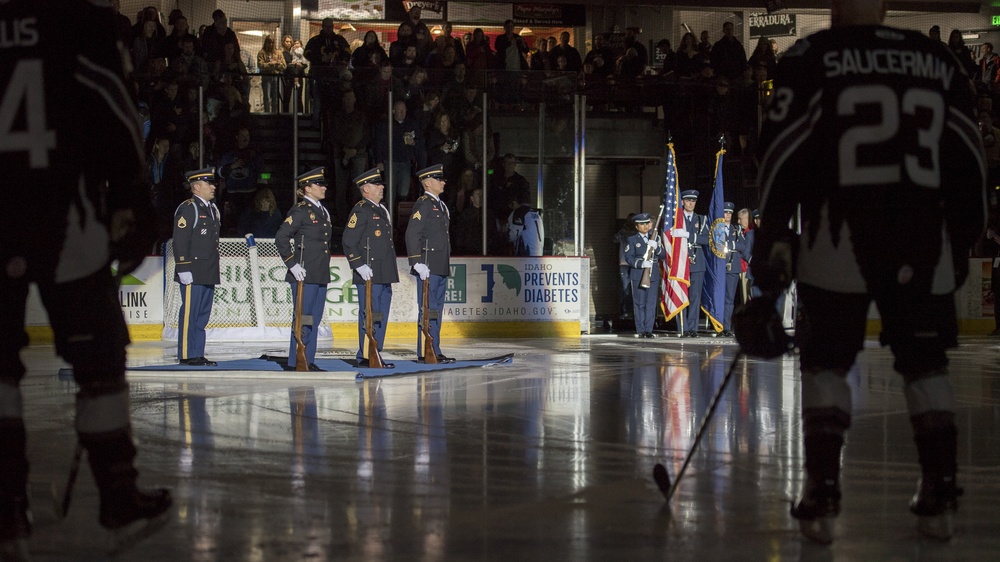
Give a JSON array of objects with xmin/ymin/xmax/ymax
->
[{"xmin": 748, "ymin": 12, "xmax": 797, "ymax": 39}]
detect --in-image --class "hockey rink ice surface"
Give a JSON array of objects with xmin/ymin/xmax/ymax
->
[{"xmin": 15, "ymin": 335, "xmax": 1000, "ymax": 560}]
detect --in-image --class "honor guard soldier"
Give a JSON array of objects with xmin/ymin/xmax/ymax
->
[
  {"xmin": 747, "ymin": 0, "xmax": 986, "ymax": 543},
  {"xmin": 276, "ymin": 167, "xmax": 333, "ymax": 371},
  {"xmin": 721, "ymin": 202, "xmax": 745, "ymax": 337},
  {"xmin": 173, "ymin": 168, "xmax": 221, "ymax": 366},
  {"xmin": 0, "ymin": 0, "xmax": 172, "ymax": 556},
  {"xmin": 675, "ymin": 190, "xmax": 709, "ymax": 336},
  {"xmin": 623, "ymin": 213, "xmax": 666, "ymax": 338},
  {"xmin": 406, "ymin": 165, "xmax": 456, "ymax": 363},
  {"xmin": 342, "ymin": 168, "xmax": 398, "ymax": 368}
]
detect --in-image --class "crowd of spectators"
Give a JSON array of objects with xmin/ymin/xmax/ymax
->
[{"xmin": 117, "ymin": 3, "xmax": 1000, "ymax": 256}]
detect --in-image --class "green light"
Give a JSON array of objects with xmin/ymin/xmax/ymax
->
[
  {"xmin": 994, "ymin": 15, "xmax": 1000, "ymax": 26},
  {"xmin": 260, "ymin": 172, "xmax": 272, "ymax": 180}
]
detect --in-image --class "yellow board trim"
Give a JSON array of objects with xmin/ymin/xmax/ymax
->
[{"xmin": 331, "ymin": 321, "xmax": 581, "ymax": 339}]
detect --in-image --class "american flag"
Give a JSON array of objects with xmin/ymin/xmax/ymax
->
[{"xmin": 660, "ymin": 143, "xmax": 689, "ymax": 322}]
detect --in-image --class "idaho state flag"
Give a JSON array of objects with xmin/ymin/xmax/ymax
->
[{"xmin": 701, "ymin": 149, "xmax": 726, "ymax": 333}]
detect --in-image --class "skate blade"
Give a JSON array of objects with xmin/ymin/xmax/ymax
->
[
  {"xmin": 105, "ymin": 509, "xmax": 171, "ymax": 557},
  {"xmin": 917, "ymin": 512, "xmax": 954, "ymax": 541},
  {"xmin": 0, "ymin": 537, "xmax": 32, "ymax": 562},
  {"xmin": 798, "ymin": 516, "xmax": 834, "ymax": 545}
]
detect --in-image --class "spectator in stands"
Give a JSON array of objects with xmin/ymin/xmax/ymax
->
[
  {"xmin": 171, "ymin": 35, "xmax": 209, "ymax": 89},
  {"xmin": 507, "ymin": 186, "xmax": 545, "ymax": 256},
  {"xmin": 711, "ymin": 21, "xmax": 747, "ymax": 81},
  {"xmin": 375, "ymin": 100, "xmax": 426, "ymax": 202},
  {"xmin": 698, "ymin": 30, "xmax": 712, "ymax": 57},
  {"xmin": 585, "ymin": 34, "xmax": 615, "ymax": 79},
  {"xmin": 131, "ymin": 6, "xmax": 166, "ymax": 44},
  {"xmin": 110, "ymin": 0, "xmax": 133, "ymax": 44},
  {"xmin": 769, "ymin": 38, "xmax": 780, "ymax": 60},
  {"xmin": 748, "ymin": 36, "xmax": 777, "ymax": 80},
  {"xmin": 406, "ymin": 5, "xmax": 432, "ymax": 50},
  {"xmin": 442, "ymin": 22, "xmax": 466, "ymax": 63},
  {"xmin": 137, "ymin": 56, "xmax": 169, "ymax": 106},
  {"xmin": 218, "ymin": 41, "xmax": 249, "ymax": 103},
  {"xmin": 201, "ymin": 9, "xmax": 240, "ymax": 69},
  {"xmin": 394, "ymin": 44, "xmax": 421, "ymax": 80},
  {"xmin": 417, "ymin": 90, "xmax": 442, "ymax": 135},
  {"xmin": 146, "ymin": 137, "xmax": 182, "ymax": 231},
  {"xmin": 257, "ymin": 35, "xmax": 286, "ymax": 114},
  {"xmin": 352, "ymin": 31, "xmax": 388, "ymax": 81},
  {"xmin": 489, "ymin": 153, "xmax": 527, "ymax": 230},
  {"xmin": 454, "ymin": 187, "xmax": 484, "ymax": 255},
  {"xmin": 238, "ymin": 188, "xmax": 283, "ymax": 239},
  {"xmin": 330, "ymin": 90, "xmax": 372, "ymax": 223},
  {"xmin": 531, "ymin": 37, "xmax": 550, "ymax": 71},
  {"xmin": 928, "ymin": 24, "xmax": 943, "ymax": 43},
  {"xmin": 305, "ymin": 18, "xmax": 351, "ymax": 127},
  {"xmin": 150, "ymin": 80, "xmax": 184, "ymax": 142},
  {"xmin": 453, "ymin": 167, "xmax": 477, "ymax": 214},
  {"xmin": 675, "ymin": 32, "xmax": 703, "ymax": 78},
  {"xmin": 361, "ymin": 60, "xmax": 404, "ymax": 120},
  {"xmin": 550, "ymin": 31, "xmax": 582, "ymax": 73},
  {"xmin": 979, "ymin": 43, "xmax": 1000, "ymax": 95},
  {"xmin": 286, "ymin": 39, "xmax": 308, "ymax": 113},
  {"xmin": 414, "ymin": 27, "xmax": 432, "ymax": 63},
  {"xmin": 462, "ymin": 111, "xmax": 494, "ymax": 174},
  {"xmin": 465, "ymin": 28, "xmax": 494, "ymax": 89},
  {"xmin": 401, "ymin": 67, "xmax": 430, "ymax": 117},
  {"xmin": 131, "ymin": 20, "xmax": 162, "ymax": 77},
  {"xmin": 217, "ymin": 126, "xmax": 263, "ymax": 230},
  {"xmin": 428, "ymin": 44, "xmax": 460, "ymax": 90},
  {"xmin": 162, "ymin": 14, "xmax": 198, "ymax": 61},
  {"xmin": 948, "ymin": 29, "xmax": 978, "ymax": 79},
  {"xmin": 427, "ymin": 112, "xmax": 461, "ymax": 184},
  {"xmin": 616, "ymin": 48, "xmax": 644, "ymax": 82},
  {"xmin": 441, "ymin": 63, "xmax": 469, "ymax": 108},
  {"xmin": 656, "ymin": 39, "xmax": 677, "ymax": 76},
  {"xmin": 390, "ymin": 22, "xmax": 417, "ymax": 67},
  {"xmin": 623, "ymin": 27, "xmax": 648, "ymax": 69},
  {"xmin": 494, "ymin": 20, "xmax": 530, "ymax": 108}
]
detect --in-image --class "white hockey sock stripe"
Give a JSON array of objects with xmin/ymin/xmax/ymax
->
[{"xmin": 76, "ymin": 390, "xmax": 130, "ymax": 434}]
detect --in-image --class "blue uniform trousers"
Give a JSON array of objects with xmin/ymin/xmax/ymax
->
[
  {"xmin": 355, "ymin": 282, "xmax": 393, "ymax": 362},
  {"xmin": 724, "ymin": 273, "xmax": 741, "ymax": 331},
  {"xmin": 178, "ymin": 284, "xmax": 214, "ymax": 360},
  {"xmin": 684, "ymin": 271, "xmax": 705, "ymax": 332},
  {"xmin": 288, "ymin": 282, "xmax": 327, "ymax": 368},
  {"xmin": 630, "ymin": 277, "xmax": 660, "ymax": 333},
  {"xmin": 416, "ymin": 274, "xmax": 446, "ymax": 359}
]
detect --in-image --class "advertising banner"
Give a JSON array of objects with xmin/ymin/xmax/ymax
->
[{"xmin": 748, "ymin": 12, "xmax": 797, "ymax": 39}]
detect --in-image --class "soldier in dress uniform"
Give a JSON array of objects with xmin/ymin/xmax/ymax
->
[
  {"xmin": 173, "ymin": 168, "xmax": 221, "ymax": 366},
  {"xmin": 276, "ymin": 167, "xmax": 333, "ymax": 371},
  {"xmin": 405, "ymin": 164, "xmax": 456, "ymax": 363},
  {"xmin": 623, "ymin": 213, "xmax": 666, "ymax": 338},
  {"xmin": 342, "ymin": 168, "xmax": 398, "ymax": 368},
  {"xmin": 721, "ymin": 202, "xmax": 745, "ymax": 337},
  {"xmin": 675, "ymin": 190, "xmax": 710, "ymax": 336}
]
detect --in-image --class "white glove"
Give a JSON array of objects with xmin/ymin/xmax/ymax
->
[
  {"xmin": 646, "ymin": 238, "xmax": 659, "ymax": 250},
  {"xmin": 641, "ymin": 260, "xmax": 653, "ymax": 269},
  {"xmin": 178, "ymin": 271, "xmax": 193, "ymax": 285},
  {"xmin": 671, "ymin": 229, "xmax": 689, "ymax": 238},
  {"xmin": 357, "ymin": 264, "xmax": 373, "ymax": 281},
  {"xmin": 290, "ymin": 264, "xmax": 307, "ymax": 281},
  {"xmin": 414, "ymin": 263, "xmax": 430, "ymax": 280}
]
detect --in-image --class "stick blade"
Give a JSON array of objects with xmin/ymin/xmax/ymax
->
[{"xmin": 652, "ymin": 463, "xmax": 672, "ymax": 501}]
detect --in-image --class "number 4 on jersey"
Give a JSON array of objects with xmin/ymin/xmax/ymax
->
[{"xmin": 0, "ymin": 59, "xmax": 56, "ymax": 168}]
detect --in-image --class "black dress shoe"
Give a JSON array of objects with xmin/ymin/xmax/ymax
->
[
  {"xmin": 308, "ymin": 363, "xmax": 324, "ymax": 372},
  {"xmin": 685, "ymin": 331, "xmax": 699, "ymax": 338},
  {"xmin": 437, "ymin": 355, "xmax": 456, "ymax": 363},
  {"xmin": 357, "ymin": 359, "xmax": 369, "ymax": 367},
  {"xmin": 645, "ymin": 332, "xmax": 655, "ymax": 339},
  {"xmin": 180, "ymin": 357, "xmax": 217, "ymax": 366},
  {"xmin": 382, "ymin": 362, "xmax": 395, "ymax": 369}
]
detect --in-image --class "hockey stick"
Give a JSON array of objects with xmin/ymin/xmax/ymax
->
[
  {"xmin": 653, "ymin": 350, "xmax": 745, "ymax": 502},
  {"xmin": 56, "ymin": 443, "xmax": 84, "ymax": 519}
]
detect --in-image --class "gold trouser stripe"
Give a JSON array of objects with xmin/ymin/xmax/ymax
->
[{"xmin": 181, "ymin": 284, "xmax": 192, "ymax": 359}]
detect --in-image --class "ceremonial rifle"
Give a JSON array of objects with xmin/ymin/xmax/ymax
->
[
  {"xmin": 293, "ymin": 236, "xmax": 308, "ymax": 372},
  {"xmin": 421, "ymin": 240, "xmax": 438, "ymax": 364},
  {"xmin": 639, "ymin": 203, "xmax": 667, "ymax": 289},
  {"xmin": 363, "ymin": 237, "xmax": 385, "ymax": 368}
]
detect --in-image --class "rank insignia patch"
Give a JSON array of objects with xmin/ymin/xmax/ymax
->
[
  {"xmin": 284, "ymin": 216, "xmax": 293, "ymax": 224},
  {"xmin": 347, "ymin": 214, "xmax": 358, "ymax": 228},
  {"xmin": 412, "ymin": 211, "xmax": 422, "ymax": 221},
  {"xmin": 177, "ymin": 216, "xmax": 187, "ymax": 228}
]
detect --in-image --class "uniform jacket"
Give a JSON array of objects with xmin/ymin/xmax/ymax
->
[
  {"xmin": 275, "ymin": 198, "xmax": 333, "ymax": 284},
  {"xmin": 173, "ymin": 197, "xmax": 220, "ymax": 284},
  {"xmin": 684, "ymin": 212, "xmax": 710, "ymax": 273},
  {"xmin": 623, "ymin": 232, "xmax": 667, "ymax": 284},
  {"xmin": 725, "ymin": 225, "xmax": 745, "ymax": 276},
  {"xmin": 406, "ymin": 193, "xmax": 452, "ymax": 276},
  {"xmin": 342, "ymin": 198, "xmax": 399, "ymax": 284}
]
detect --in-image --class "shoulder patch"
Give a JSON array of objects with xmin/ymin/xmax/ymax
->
[
  {"xmin": 412, "ymin": 210, "xmax": 422, "ymax": 221},
  {"xmin": 347, "ymin": 214, "xmax": 358, "ymax": 228},
  {"xmin": 284, "ymin": 216, "xmax": 293, "ymax": 224},
  {"xmin": 177, "ymin": 216, "xmax": 187, "ymax": 229}
]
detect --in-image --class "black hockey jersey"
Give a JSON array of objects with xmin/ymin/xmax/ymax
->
[
  {"xmin": 754, "ymin": 25, "xmax": 986, "ymax": 295},
  {"xmin": 0, "ymin": 0, "xmax": 144, "ymax": 282}
]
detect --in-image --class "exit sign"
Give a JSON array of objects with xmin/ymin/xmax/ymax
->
[{"xmin": 994, "ymin": 15, "xmax": 1000, "ymax": 26}]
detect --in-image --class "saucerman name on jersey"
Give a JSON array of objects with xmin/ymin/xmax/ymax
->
[
  {"xmin": 0, "ymin": 17, "xmax": 39, "ymax": 48},
  {"xmin": 823, "ymin": 46, "xmax": 955, "ymax": 89}
]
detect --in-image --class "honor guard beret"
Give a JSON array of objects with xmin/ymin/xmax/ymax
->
[
  {"xmin": 632, "ymin": 213, "xmax": 652, "ymax": 224},
  {"xmin": 185, "ymin": 167, "xmax": 216, "ymax": 184},
  {"xmin": 353, "ymin": 168, "xmax": 384, "ymax": 188},
  {"xmin": 752, "ymin": 208, "xmax": 761, "ymax": 218},
  {"xmin": 680, "ymin": 190, "xmax": 699, "ymax": 200},
  {"xmin": 417, "ymin": 164, "xmax": 445, "ymax": 181},
  {"xmin": 724, "ymin": 201, "xmax": 735, "ymax": 212},
  {"xmin": 297, "ymin": 167, "xmax": 327, "ymax": 187}
]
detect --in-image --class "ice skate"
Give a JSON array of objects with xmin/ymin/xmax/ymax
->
[
  {"xmin": 790, "ymin": 479, "xmax": 841, "ymax": 545},
  {"xmin": 100, "ymin": 484, "xmax": 172, "ymax": 556},
  {"xmin": 0, "ymin": 497, "xmax": 32, "ymax": 562},
  {"xmin": 910, "ymin": 477, "xmax": 962, "ymax": 541}
]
